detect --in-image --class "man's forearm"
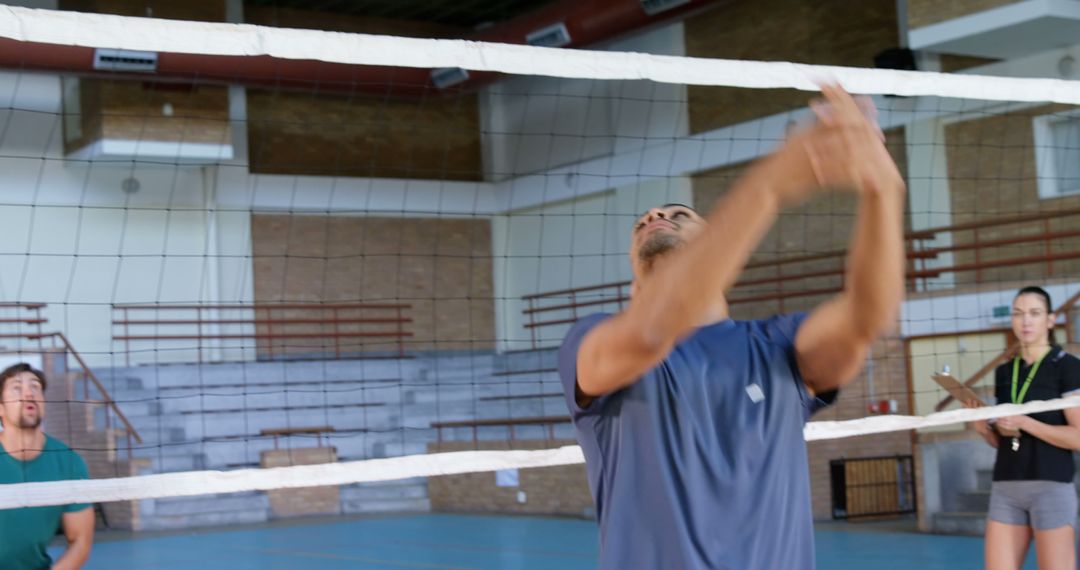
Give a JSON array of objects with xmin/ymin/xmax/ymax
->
[
  {"xmin": 843, "ymin": 181, "xmax": 905, "ymax": 339},
  {"xmin": 51, "ymin": 538, "xmax": 91, "ymax": 570},
  {"xmin": 632, "ymin": 162, "xmax": 784, "ymax": 347}
]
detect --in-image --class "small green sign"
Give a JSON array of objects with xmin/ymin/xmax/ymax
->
[{"xmin": 992, "ymin": 305, "xmax": 1010, "ymax": 319}]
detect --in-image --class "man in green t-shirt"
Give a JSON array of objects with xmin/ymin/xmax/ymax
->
[{"xmin": 0, "ymin": 362, "xmax": 94, "ymax": 570}]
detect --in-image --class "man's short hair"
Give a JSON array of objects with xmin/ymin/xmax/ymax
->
[
  {"xmin": 660, "ymin": 203, "xmax": 697, "ymax": 212},
  {"xmin": 635, "ymin": 203, "xmax": 699, "ymax": 223},
  {"xmin": 0, "ymin": 362, "xmax": 47, "ymax": 393}
]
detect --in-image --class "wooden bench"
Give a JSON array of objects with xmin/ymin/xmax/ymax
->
[{"xmin": 260, "ymin": 425, "xmax": 336, "ymax": 449}]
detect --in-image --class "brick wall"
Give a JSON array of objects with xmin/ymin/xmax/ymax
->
[
  {"xmin": 244, "ymin": 4, "xmax": 462, "ymax": 38},
  {"xmin": 261, "ymin": 447, "xmax": 340, "ymax": 518},
  {"xmin": 243, "ymin": 5, "xmax": 482, "ymax": 180},
  {"xmin": 59, "ymin": 0, "xmax": 230, "ymax": 155},
  {"xmin": 684, "ymin": 0, "xmax": 898, "ymax": 133},
  {"xmin": 245, "ymin": 89, "xmax": 481, "ymax": 180},
  {"xmin": 251, "ymin": 214, "xmax": 495, "ymax": 353},
  {"xmin": 65, "ymin": 80, "xmax": 230, "ymax": 155},
  {"xmin": 907, "ymin": 0, "xmax": 1020, "ymax": 29},
  {"xmin": 938, "ymin": 54, "xmax": 999, "ymax": 73},
  {"xmin": 945, "ymin": 105, "xmax": 1080, "ymax": 286},
  {"xmin": 61, "ymin": 0, "xmax": 224, "ymax": 20},
  {"xmin": 427, "ymin": 440, "xmax": 593, "ymax": 517}
]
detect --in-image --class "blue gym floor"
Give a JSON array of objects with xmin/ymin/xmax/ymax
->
[{"xmin": 59, "ymin": 513, "xmax": 1038, "ymax": 569}]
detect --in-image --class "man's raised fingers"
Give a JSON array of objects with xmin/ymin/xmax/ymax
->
[{"xmin": 820, "ymin": 84, "xmax": 864, "ymax": 120}]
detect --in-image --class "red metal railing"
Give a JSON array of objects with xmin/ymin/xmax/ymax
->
[
  {"xmin": 523, "ymin": 208, "xmax": 1080, "ymax": 347},
  {"xmin": 0, "ymin": 303, "xmax": 142, "ymax": 454},
  {"xmin": 113, "ymin": 302, "xmax": 413, "ymax": 364},
  {"xmin": 54, "ymin": 331, "xmax": 144, "ymax": 452},
  {"xmin": 0, "ymin": 302, "xmax": 47, "ymax": 350},
  {"xmin": 907, "ymin": 205, "xmax": 1080, "ymax": 287}
]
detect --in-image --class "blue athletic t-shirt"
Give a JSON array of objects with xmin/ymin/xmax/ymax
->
[{"xmin": 558, "ymin": 312, "xmax": 833, "ymax": 570}]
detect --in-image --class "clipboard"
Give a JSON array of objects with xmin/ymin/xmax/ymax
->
[
  {"xmin": 931, "ymin": 373, "xmax": 1019, "ymax": 436},
  {"xmin": 931, "ymin": 372, "xmax": 985, "ymax": 407}
]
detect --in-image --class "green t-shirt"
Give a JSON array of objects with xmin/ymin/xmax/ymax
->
[{"xmin": 0, "ymin": 434, "xmax": 91, "ymax": 570}]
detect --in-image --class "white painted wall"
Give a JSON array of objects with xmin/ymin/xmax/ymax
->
[
  {"xmin": 0, "ymin": 68, "xmax": 496, "ymax": 366},
  {"xmin": 0, "ymin": 61, "xmax": 504, "ymax": 366},
  {"xmin": 485, "ymin": 25, "xmax": 694, "ymax": 350},
  {"xmin": 0, "ymin": 72, "xmax": 235, "ymax": 365},
  {"xmin": 481, "ymin": 24, "xmax": 688, "ymax": 182},
  {"xmin": 901, "ymin": 281, "xmax": 1080, "ymax": 338},
  {"xmin": 493, "ymin": 177, "xmax": 693, "ymax": 351}
]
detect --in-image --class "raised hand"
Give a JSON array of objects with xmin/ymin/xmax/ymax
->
[{"xmin": 769, "ymin": 84, "xmax": 904, "ymax": 205}]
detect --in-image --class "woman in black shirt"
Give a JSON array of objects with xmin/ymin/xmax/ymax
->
[{"xmin": 969, "ymin": 286, "xmax": 1080, "ymax": 570}]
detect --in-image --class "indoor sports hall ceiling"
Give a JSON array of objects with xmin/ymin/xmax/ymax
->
[{"xmin": 244, "ymin": 0, "xmax": 557, "ymax": 29}]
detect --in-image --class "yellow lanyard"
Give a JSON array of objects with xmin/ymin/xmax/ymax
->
[{"xmin": 1011, "ymin": 350, "xmax": 1049, "ymax": 404}]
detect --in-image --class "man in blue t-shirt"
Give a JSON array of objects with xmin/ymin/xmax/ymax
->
[
  {"xmin": 558, "ymin": 86, "xmax": 905, "ymax": 569},
  {"xmin": 0, "ymin": 363, "xmax": 94, "ymax": 570}
]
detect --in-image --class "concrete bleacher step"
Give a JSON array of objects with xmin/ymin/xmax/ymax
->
[
  {"xmin": 478, "ymin": 406, "xmax": 563, "ymax": 419},
  {"xmin": 932, "ymin": 512, "xmax": 986, "ymax": 536},
  {"xmin": 111, "ymin": 358, "xmax": 421, "ymax": 391},
  {"xmin": 131, "ymin": 440, "xmax": 208, "ymax": 458},
  {"xmin": 478, "ymin": 388, "xmax": 564, "ymax": 401},
  {"xmin": 92, "ymin": 400, "xmax": 165, "ymax": 428},
  {"xmin": 140, "ymin": 492, "xmax": 269, "ymax": 531},
  {"xmin": 955, "ymin": 490, "xmax": 991, "ymax": 512},
  {"xmin": 341, "ymin": 478, "xmax": 430, "ymax": 515},
  {"xmin": 149, "ymin": 492, "xmax": 267, "ymax": 517},
  {"xmin": 127, "ymin": 426, "xmax": 191, "ymax": 446},
  {"xmin": 494, "ymin": 348, "xmax": 558, "ymax": 373},
  {"xmin": 94, "ymin": 375, "xmax": 146, "ymax": 392},
  {"xmin": 146, "ymin": 453, "xmax": 208, "ymax": 473},
  {"xmin": 354, "ymin": 440, "xmax": 431, "ymax": 460},
  {"xmin": 92, "ymin": 349, "xmax": 584, "ymax": 531}
]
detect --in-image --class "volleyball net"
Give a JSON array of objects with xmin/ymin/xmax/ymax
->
[{"xmin": 0, "ymin": 5, "xmax": 1078, "ymax": 515}]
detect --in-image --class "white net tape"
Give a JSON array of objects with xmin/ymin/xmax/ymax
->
[
  {"xmin": 4, "ymin": 397, "xmax": 1077, "ymax": 509},
  {"xmin": 1, "ymin": 6, "xmax": 1080, "ymax": 103}
]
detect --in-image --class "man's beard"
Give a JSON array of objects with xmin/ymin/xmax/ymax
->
[
  {"xmin": 18, "ymin": 414, "xmax": 41, "ymax": 429},
  {"xmin": 638, "ymin": 233, "xmax": 683, "ymax": 272}
]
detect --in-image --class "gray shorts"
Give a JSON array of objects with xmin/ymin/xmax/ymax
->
[{"xmin": 988, "ymin": 481, "xmax": 1078, "ymax": 530}]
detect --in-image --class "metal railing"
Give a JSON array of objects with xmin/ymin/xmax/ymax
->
[
  {"xmin": 0, "ymin": 306, "xmax": 143, "ymax": 455},
  {"xmin": 113, "ymin": 302, "xmax": 413, "ymax": 364},
  {"xmin": 908, "ymin": 205, "xmax": 1080, "ymax": 288},
  {"xmin": 0, "ymin": 302, "xmax": 47, "ymax": 348},
  {"xmin": 522, "ymin": 208, "xmax": 1080, "ymax": 348}
]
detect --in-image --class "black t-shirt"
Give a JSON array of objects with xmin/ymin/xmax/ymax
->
[{"xmin": 993, "ymin": 346, "xmax": 1080, "ymax": 482}]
